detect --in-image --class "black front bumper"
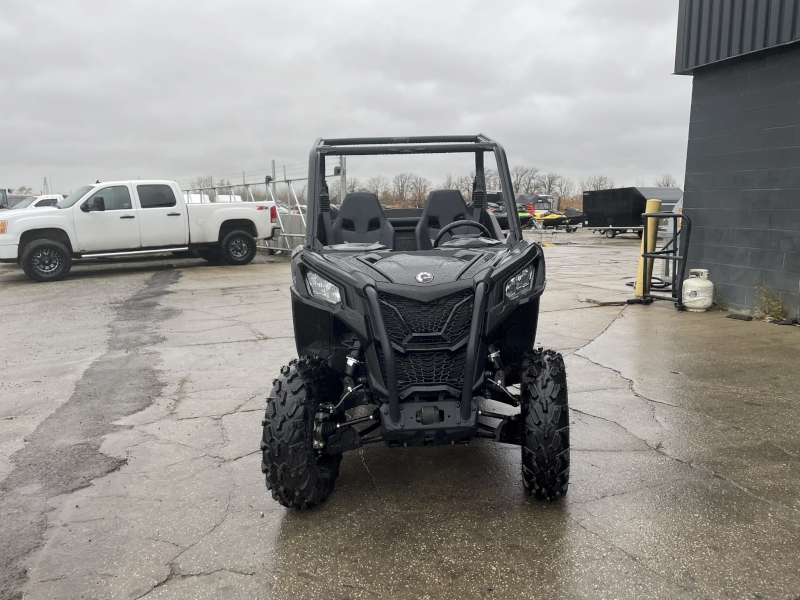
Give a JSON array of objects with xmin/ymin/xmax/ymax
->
[{"xmin": 290, "ymin": 242, "xmax": 545, "ymax": 439}]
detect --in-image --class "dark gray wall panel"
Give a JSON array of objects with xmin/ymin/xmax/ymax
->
[
  {"xmin": 676, "ymin": 0, "xmax": 800, "ymax": 73},
  {"xmin": 683, "ymin": 43, "xmax": 800, "ymax": 316}
]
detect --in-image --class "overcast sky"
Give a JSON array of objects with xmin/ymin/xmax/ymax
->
[{"xmin": 1, "ymin": 0, "xmax": 693, "ymax": 194}]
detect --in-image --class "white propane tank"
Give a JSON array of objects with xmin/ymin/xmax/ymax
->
[{"xmin": 683, "ymin": 269, "xmax": 714, "ymax": 312}]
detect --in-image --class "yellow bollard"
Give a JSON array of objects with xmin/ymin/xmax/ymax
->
[{"xmin": 635, "ymin": 199, "xmax": 662, "ymax": 298}]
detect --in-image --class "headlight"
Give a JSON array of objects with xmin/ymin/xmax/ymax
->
[
  {"xmin": 505, "ymin": 265, "xmax": 533, "ymax": 299},
  {"xmin": 0, "ymin": 221, "xmax": 7, "ymax": 234},
  {"xmin": 306, "ymin": 271, "xmax": 342, "ymax": 305}
]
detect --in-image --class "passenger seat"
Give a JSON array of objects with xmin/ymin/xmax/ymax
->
[{"xmin": 331, "ymin": 193, "xmax": 395, "ymax": 247}]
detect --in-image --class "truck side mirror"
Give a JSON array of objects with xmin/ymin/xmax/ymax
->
[{"xmin": 82, "ymin": 197, "xmax": 105, "ymax": 212}]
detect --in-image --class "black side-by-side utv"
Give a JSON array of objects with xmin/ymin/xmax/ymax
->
[{"xmin": 261, "ymin": 135, "xmax": 569, "ymax": 508}]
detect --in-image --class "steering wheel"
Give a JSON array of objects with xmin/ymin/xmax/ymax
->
[{"xmin": 433, "ymin": 220, "xmax": 492, "ymax": 248}]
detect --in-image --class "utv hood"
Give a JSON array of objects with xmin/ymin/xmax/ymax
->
[{"xmin": 366, "ymin": 251, "xmax": 496, "ymax": 286}]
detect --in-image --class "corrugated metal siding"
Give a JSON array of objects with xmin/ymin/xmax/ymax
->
[
  {"xmin": 634, "ymin": 187, "xmax": 684, "ymax": 203},
  {"xmin": 676, "ymin": 0, "xmax": 800, "ymax": 74}
]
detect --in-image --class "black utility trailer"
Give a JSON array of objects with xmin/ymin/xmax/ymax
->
[{"xmin": 583, "ymin": 187, "xmax": 682, "ymax": 238}]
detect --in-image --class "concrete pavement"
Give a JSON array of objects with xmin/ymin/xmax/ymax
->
[{"xmin": 1, "ymin": 240, "xmax": 798, "ymax": 599}]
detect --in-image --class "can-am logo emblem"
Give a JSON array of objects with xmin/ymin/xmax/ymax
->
[{"xmin": 415, "ymin": 272, "xmax": 434, "ymax": 283}]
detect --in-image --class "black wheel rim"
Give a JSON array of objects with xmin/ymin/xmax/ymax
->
[
  {"xmin": 32, "ymin": 248, "xmax": 62, "ymax": 275},
  {"xmin": 228, "ymin": 236, "xmax": 251, "ymax": 259}
]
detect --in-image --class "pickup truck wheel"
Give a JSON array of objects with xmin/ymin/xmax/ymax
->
[
  {"xmin": 261, "ymin": 358, "xmax": 343, "ymax": 509},
  {"xmin": 220, "ymin": 230, "xmax": 256, "ymax": 265},
  {"xmin": 520, "ymin": 349, "xmax": 569, "ymax": 501},
  {"xmin": 21, "ymin": 239, "xmax": 72, "ymax": 282}
]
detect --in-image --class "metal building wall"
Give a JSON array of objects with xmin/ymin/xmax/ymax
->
[
  {"xmin": 683, "ymin": 44, "xmax": 800, "ymax": 317},
  {"xmin": 676, "ymin": 0, "xmax": 800, "ymax": 74}
]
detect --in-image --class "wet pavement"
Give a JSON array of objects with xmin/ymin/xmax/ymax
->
[{"xmin": 1, "ymin": 236, "xmax": 798, "ymax": 599}]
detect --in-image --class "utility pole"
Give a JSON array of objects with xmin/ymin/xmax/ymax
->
[
  {"xmin": 271, "ymin": 160, "xmax": 277, "ymax": 204},
  {"xmin": 340, "ymin": 156, "xmax": 347, "ymax": 198}
]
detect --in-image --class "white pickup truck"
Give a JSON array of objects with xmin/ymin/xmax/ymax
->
[{"xmin": 0, "ymin": 180, "xmax": 280, "ymax": 281}]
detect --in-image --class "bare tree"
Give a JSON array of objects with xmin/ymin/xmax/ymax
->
[
  {"xmin": 14, "ymin": 186, "xmax": 33, "ymax": 195},
  {"xmin": 510, "ymin": 166, "xmax": 540, "ymax": 194},
  {"xmin": 440, "ymin": 174, "xmax": 457, "ymax": 190},
  {"xmin": 193, "ymin": 175, "xmax": 213, "ymax": 190},
  {"xmin": 483, "ymin": 168, "xmax": 500, "ymax": 191},
  {"xmin": 409, "ymin": 175, "xmax": 431, "ymax": 208},
  {"xmin": 454, "ymin": 174, "xmax": 473, "ymax": 202},
  {"xmin": 392, "ymin": 172, "xmax": 415, "ymax": 205},
  {"xmin": 554, "ymin": 177, "xmax": 575, "ymax": 201},
  {"xmin": 365, "ymin": 176, "xmax": 390, "ymax": 200},
  {"xmin": 536, "ymin": 173, "xmax": 561, "ymax": 195},
  {"xmin": 329, "ymin": 180, "xmax": 342, "ymax": 202},
  {"xmin": 346, "ymin": 177, "xmax": 362, "ymax": 194},
  {"xmin": 580, "ymin": 175, "xmax": 615, "ymax": 192},
  {"xmin": 655, "ymin": 173, "xmax": 678, "ymax": 187}
]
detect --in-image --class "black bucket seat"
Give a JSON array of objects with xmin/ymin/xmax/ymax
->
[
  {"xmin": 414, "ymin": 190, "xmax": 471, "ymax": 250},
  {"xmin": 331, "ymin": 192, "xmax": 394, "ymax": 247}
]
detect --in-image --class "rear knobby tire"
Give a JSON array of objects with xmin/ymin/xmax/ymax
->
[
  {"xmin": 520, "ymin": 349, "xmax": 570, "ymax": 501},
  {"xmin": 261, "ymin": 358, "xmax": 343, "ymax": 509},
  {"xmin": 21, "ymin": 239, "xmax": 72, "ymax": 282},
  {"xmin": 220, "ymin": 229, "xmax": 257, "ymax": 265}
]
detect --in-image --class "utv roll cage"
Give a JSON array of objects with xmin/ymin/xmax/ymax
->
[{"xmin": 305, "ymin": 135, "xmax": 524, "ymax": 248}]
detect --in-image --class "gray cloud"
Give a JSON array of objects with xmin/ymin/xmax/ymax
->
[{"xmin": 1, "ymin": 0, "xmax": 692, "ymax": 193}]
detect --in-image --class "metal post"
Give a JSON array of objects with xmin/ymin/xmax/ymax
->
[
  {"xmin": 635, "ymin": 199, "xmax": 662, "ymax": 297},
  {"xmin": 288, "ymin": 181, "xmax": 306, "ymax": 227},
  {"xmin": 269, "ymin": 175, "xmax": 292, "ymax": 251},
  {"xmin": 271, "ymin": 160, "xmax": 277, "ymax": 210},
  {"xmin": 340, "ymin": 156, "xmax": 346, "ymax": 199}
]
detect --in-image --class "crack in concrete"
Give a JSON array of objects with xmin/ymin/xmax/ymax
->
[
  {"xmin": 574, "ymin": 309, "xmax": 800, "ymax": 516},
  {"xmin": 683, "ymin": 459, "xmax": 798, "ymax": 513},
  {"xmin": 359, "ymin": 449, "xmax": 383, "ymax": 502},
  {"xmin": 569, "ymin": 516, "xmax": 695, "ymax": 596},
  {"xmin": 163, "ymin": 488, "xmax": 234, "ymax": 569},
  {"xmin": 770, "ymin": 441, "xmax": 800, "ymax": 460},
  {"xmin": 0, "ymin": 271, "xmax": 181, "ymax": 600},
  {"xmin": 570, "ymin": 408, "xmax": 657, "ymax": 449},
  {"xmin": 167, "ymin": 377, "xmax": 190, "ymax": 416}
]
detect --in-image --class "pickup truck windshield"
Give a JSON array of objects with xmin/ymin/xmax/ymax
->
[{"xmin": 58, "ymin": 186, "xmax": 95, "ymax": 209}]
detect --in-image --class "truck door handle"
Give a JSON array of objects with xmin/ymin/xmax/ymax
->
[
  {"xmin": 167, "ymin": 212, "xmax": 181, "ymax": 216},
  {"xmin": 120, "ymin": 215, "xmax": 136, "ymax": 219}
]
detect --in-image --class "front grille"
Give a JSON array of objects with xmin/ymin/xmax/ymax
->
[
  {"xmin": 378, "ymin": 290, "xmax": 473, "ymax": 347},
  {"xmin": 376, "ymin": 289, "xmax": 473, "ymax": 392},
  {"xmin": 379, "ymin": 347, "xmax": 466, "ymax": 391}
]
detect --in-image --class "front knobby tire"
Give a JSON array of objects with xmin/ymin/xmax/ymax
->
[
  {"xmin": 520, "ymin": 349, "xmax": 570, "ymax": 501},
  {"xmin": 261, "ymin": 358, "xmax": 343, "ymax": 509}
]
